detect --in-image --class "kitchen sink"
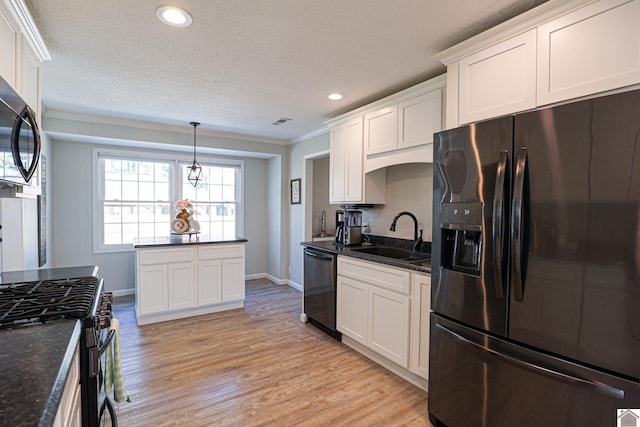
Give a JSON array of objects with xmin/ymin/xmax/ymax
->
[{"xmin": 350, "ymin": 246, "xmax": 430, "ymax": 262}]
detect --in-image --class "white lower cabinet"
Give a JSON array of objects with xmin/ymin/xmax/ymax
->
[
  {"xmin": 197, "ymin": 259, "xmax": 222, "ymax": 305},
  {"xmin": 136, "ymin": 243, "xmax": 245, "ymax": 325},
  {"xmin": 410, "ymin": 273, "xmax": 431, "ymax": 380},
  {"xmin": 54, "ymin": 344, "xmax": 81, "ymax": 427},
  {"xmin": 168, "ymin": 262, "xmax": 197, "ymax": 311},
  {"xmin": 337, "ymin": 275, "xmax": 369, "ymax": 345},
  {"xmin": 337, "ymin": 256, "xmax": 429, "ymax": 384},
  {"xmin": 368, "ymin": 285, "xmax": 410, "ymax": 367}
]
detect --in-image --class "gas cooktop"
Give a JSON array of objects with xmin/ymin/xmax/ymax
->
[{"xmin": 0, "ymin": 277, "xmax": 99, "ymax": 328}]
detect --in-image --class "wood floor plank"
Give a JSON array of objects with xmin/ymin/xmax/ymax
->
[{"xmin": 105, "ymin": 279, "xmax": 432, "ymax": 426}]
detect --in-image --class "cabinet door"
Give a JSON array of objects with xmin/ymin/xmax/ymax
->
[
  {"xmin": 537, "ymin": 0, "xmax": 640, "ymax": 105},
  {"xmin": 222, "ymin": 258, "xmax": 245, "ymax": 302},
  {"xmin": 364, "ymin": 105, "xmax": 398, "ymax": 155},
  {"xmin": 337, "ymin": 276, "xmax": 368, "ymax": 345},
  {"xmin": 368, "ymin": 285, "xmax": 410, "ymax": 367},
  {"xmin": 410, "ymin": 273, "xmax": 431, "ymax": 379},
  {"xmin": 0, "ymin": 6, "xmax": 17, "ymax": 89},
  {"xmin": 137, "ymin": 264, "xmax": 169, "ymax": 315},
  {"xmin": 20, "ymin": 40, "xmax": 40, "ymax": 120},
  {"xmin": 398, "ymin": 90, "xmax": 442, "ymax": 150},
  {"xmin": 168, "ymin": 262, "xmax": 196, "ymax": 311},
  {"xmin": 344, "ymin": 117, "xmax": 364, "ymax": 202},
  {"xmin": 458, "ymin": 29, "xmax": 537, "ymax": 124},
  {"xmin": 198, "ymin": 259, "xmax": 222, "ymax": 306},
  {"xmin": 329, "ymin": 124, "xmax": 346, "ymax": 203}
]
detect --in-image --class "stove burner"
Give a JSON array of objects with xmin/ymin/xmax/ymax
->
[{"xmin": 0, "ymin": 277, "xmax": 99, "ymax": 328}]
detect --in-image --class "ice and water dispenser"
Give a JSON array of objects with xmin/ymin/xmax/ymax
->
[{"xmin": 440, "ymin": 203, "xmax": 483, "ymax": 276}]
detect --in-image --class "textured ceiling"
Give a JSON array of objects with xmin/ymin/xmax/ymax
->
[{"xmin": 24, "ymin": 0, "xmax": 548, "ymax": 143}]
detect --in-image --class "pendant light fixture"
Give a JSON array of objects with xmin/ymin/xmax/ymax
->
[{"xmin": 187, "ymin": 121, "xmax": 202, "ymax": 187}]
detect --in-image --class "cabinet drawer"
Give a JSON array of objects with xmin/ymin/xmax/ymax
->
[
  {"xmin": 198, "ymin": 244, "xmax": 244, "ymax": 260},
  {"xmin": 338, "ymin": 256, "xmax": 411, "ymax": 294},
  {"xmin": 138, "ymin": 247, "xmax": 195, "ymax": 265}
]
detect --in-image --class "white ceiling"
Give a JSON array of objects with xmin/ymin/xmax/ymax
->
[{"xmin": 24, "ymin": 0, "xmax": 547, "ymax": 143}]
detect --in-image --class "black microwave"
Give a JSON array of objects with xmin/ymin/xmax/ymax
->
[{"xmin": 0, "ymin": 75, "xmax": 41, "ymax": 185}]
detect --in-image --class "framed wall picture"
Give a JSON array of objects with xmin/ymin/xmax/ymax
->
[{"xmin": 290, "ymin": 178, "xmax": 301, "ymax": 204}]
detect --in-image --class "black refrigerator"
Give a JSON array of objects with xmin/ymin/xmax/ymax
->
[{"xmin": 429, "ymin": 89, "xmax": 640, "ymax": 427}]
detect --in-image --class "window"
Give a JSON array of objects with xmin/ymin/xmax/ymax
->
[
  {"xmin": 181, "ymin": 163, "xmax": 239, "ymax": 240},
  {"xmin": 94, "ymin": 148, "xmax": 243, "ymax": 253}
]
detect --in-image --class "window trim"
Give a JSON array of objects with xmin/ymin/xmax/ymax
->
[{"xmin": 92, "ymin": 147, "xmax": 244, "ymax": 254}]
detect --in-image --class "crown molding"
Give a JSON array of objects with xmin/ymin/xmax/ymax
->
[
  {"xmin": 324, "ymin": 73, "xmax": 447, "ymax": 128},
  {"xmin": 6, "ymin": 0, "xmax": 51, "ymax": 61},
  {"xmin": 435, "ymin": 0, "xmax": 594, "ymax": 65},
  {"xmin": 290, "ymin": 126, "xmax": 329, "ymax": 144},
  {"xmin": 43, "ymin": 109, "xmax": 291, "ymax": 146}
]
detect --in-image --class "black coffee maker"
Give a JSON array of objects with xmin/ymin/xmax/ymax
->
[{"xmin": 335, "ymin": 209, "xmax": 362, "ymax": 246}]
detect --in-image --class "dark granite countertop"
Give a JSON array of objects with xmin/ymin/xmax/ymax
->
[
  {"xmin": 0, "ymin": 320, "xmax": 81, "ymax": 427},
  {"xmin": 0, "ymin": 266, "xmax": 100, "ymax": 426},
  {"xmin": 134, "ymin": 235, "xmax": 248, "ymax": 248},
  {"xmin": 301, "ymin": 236, "xmax": 431, "ymax": 274}
]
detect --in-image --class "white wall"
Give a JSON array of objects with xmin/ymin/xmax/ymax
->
[
  {"xmin": 362, "ymin": 163, "xmax": 433, "ymax": 242},
  {"xmin": 266, "ymin": 155, "xmax": 284, "ymax": 281},
  {"xmin": 287, "ymin": 132, "xmax": 330, "ymax": 288}
]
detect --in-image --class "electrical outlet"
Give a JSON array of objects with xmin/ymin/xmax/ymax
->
[{"xmin": 362, "ymin": 222, "xmax": 370, "ymax": 233}]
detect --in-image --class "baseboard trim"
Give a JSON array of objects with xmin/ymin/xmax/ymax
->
[
  {"xmin": 341, "ymin": 335, "xmax": 428, "ymax": 391},
  {"xmin": 110, "ymin": 288, "xmax": 135, "ymax": 297},
  {"xmin": 287, "ymin": 280, "xmax": 302, "ymax": 291}
]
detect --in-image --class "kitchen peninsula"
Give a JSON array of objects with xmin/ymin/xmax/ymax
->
[{"xmin": 134, "ymin": 235, "xmax": 247, "ymax": 325}]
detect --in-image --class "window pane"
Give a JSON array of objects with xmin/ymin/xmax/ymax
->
[
  {"xmin": 104, "ymin": 180, "xmax": 121, "ymax": 200},
  {"xmin": 104, "ymin": 223, "xmax": 122, "ymax": 245},
  {"xmin": 139, "ymin": 182, "xmax": 154, "ymax": 199},
  {"xmin": 122, "ymin": 181, "xmax": 139, "ymax": 200},
  {"xmin": 222, "ymin": 185, "xmax": 235, "ymax": 201}
]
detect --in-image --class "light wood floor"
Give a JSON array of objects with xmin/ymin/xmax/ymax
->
[{"xmin": 107, "ymin": 279, "xmax": 432, "ymax": 426}]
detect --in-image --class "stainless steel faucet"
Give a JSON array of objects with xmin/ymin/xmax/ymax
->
[{"xmin": 389, "ymin": 211, "xmax": 423, "ymax": 252}]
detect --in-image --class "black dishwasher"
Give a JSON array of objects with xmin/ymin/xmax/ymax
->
[{"xmin": 303, "ymin": 248, "xmax": 341, "ymax": 340}]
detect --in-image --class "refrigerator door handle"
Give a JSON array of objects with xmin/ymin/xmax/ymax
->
[
  {"xmin": 511, "ymin": 148, "xmax": 528, "ymax": 302},
  {"xmin": 435, "ymin": 321, "xmax": 625, "ymax": 400},
  {"xmin": 492, "ymin": 150, "xmax": 508, "ymax": 298}
]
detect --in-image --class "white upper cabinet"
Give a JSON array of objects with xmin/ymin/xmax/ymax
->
[
  {"xmin": 537, "ymin": 0, "xmax": 640, "ymax": 105},
  {"xmin": 364, "ymin": 105, "xmax": 398, "ymax": 155},
  {"xmin": 329, "ymin": 116, "xmax": 386, "ymax": 205},
  {"xmin": 330, "ymin": 116, "xmax": 368, "ymax": 204},
  {"xmin": 397, "ymin": 90, "xmax": 442, "ymax": 150},
  {"xmin": 458, "ymin": 29, "xmax": 537, "ymax": 124},
  {"xmin": 0, "ymin": 6, "xmax": 18, "ymax": 89},
  {"xmin": 438, "ymin": 0, "xmax": 640, "ymax": 128}
]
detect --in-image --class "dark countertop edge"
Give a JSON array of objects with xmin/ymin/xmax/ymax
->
[
  {"xmin": 0, "ymin": 266, "xmax": 99, "ymax": 284},
  {"xmin": 301, "ymin": 241, "xmax": 431, "ymax": 274},
  {"xmin": 39, "ymin": 320, "xmax": 82, "ymax": 427},
  {"xmin": 134, "ymin": 237, "xmax": 248, "ymax": 248}
]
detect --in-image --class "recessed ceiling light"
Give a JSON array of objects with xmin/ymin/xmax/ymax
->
[
  {"xmin": 156, "ymin": 6, "xmax": 193, "ymax": 27},
  {"xmin": 328, "ymin": 93, "xmax": 343, "ymax": 101}
]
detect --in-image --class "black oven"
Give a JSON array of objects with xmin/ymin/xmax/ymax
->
[{"xmin": 0, "ymin": 75, "xmax": 41, "ymax": 185}]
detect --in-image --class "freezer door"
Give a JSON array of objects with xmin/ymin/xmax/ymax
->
[
  {"xmin": 429, "ymin": 314, "xmax": 640, "ymax": 427},
  {"xmin": 510, "ymin": 88, "xmax": 640, "ymax": 380},
  {"xmin": 432, "ymin": 117, "xmax": 512, "ymax": 336}
]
